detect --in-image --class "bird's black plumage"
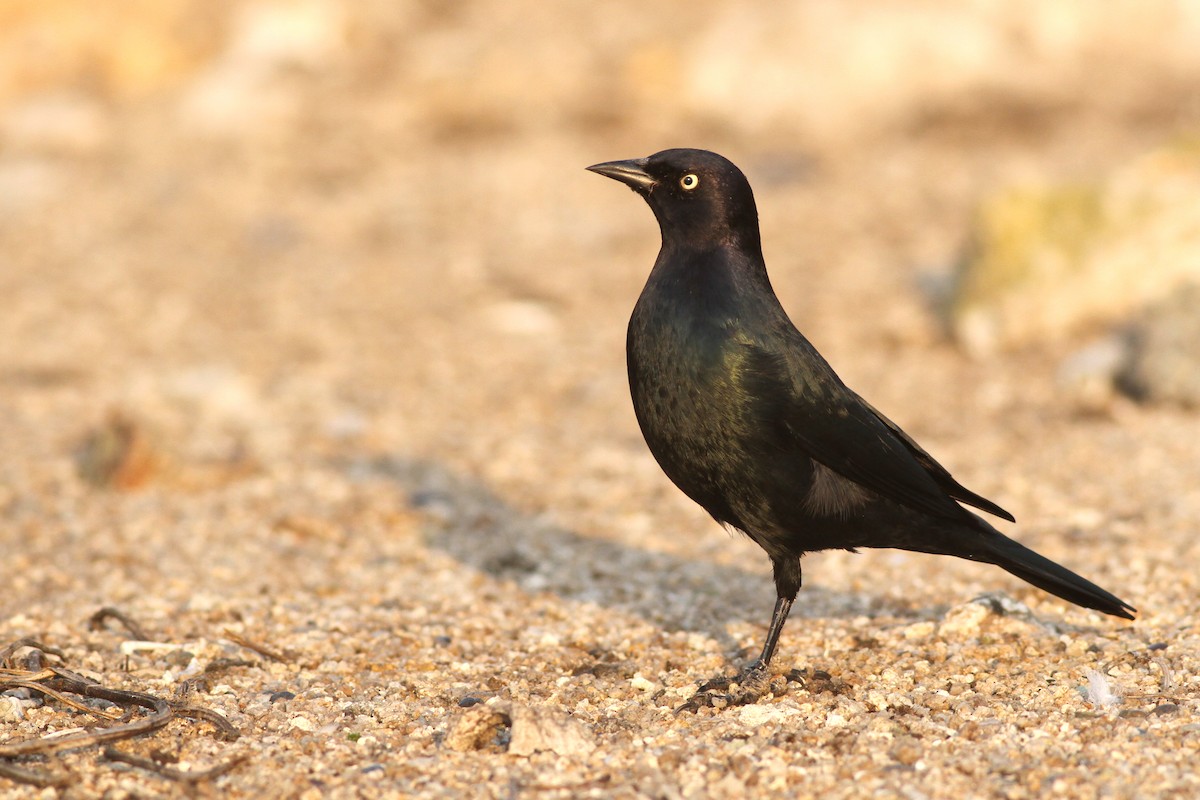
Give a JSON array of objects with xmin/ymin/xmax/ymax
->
[{"xmin": 587, "ymin": 148, "xmax": 1135, "ymax": 708}]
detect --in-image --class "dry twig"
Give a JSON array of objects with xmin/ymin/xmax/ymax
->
[
  {"xmin": 221, "ymin": 629, "xmax": 290, "ymax": 662},
  {"xmin": 102, "ymin": 747, "xmax": 248, "ymax": 783},
  {"xmin": 88, "ymin": 607, "xmax": 151, "ymax": 641},
  {"xmin": 0, "ymin": 640, "xmax": 244, "ymax": 789}
]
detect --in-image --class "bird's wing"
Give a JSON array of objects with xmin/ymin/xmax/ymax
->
[
  {"xmin": 855, "ymin": 396, "xmax": 1014, "ymax": 521},
  {"xmin": 739, "ymin": 342, "xmax": 1011, "ymax": 523}
]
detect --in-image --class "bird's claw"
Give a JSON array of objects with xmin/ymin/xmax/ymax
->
[{"xmin": 675, "ymin": 662, "xmax": 788, "ymax": 713}]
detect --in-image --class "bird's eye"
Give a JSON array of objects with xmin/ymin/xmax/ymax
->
[{"xmin": 680, "ymin": 173, "xmax": 700, "ymax": 191}]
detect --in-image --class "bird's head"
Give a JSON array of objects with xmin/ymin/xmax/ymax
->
[{"xmin": 587, "ymin": 149, "xmax": 761, "ymax": 253}]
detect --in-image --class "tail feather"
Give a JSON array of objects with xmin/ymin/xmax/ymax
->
[
  {"xmin": 984, "ymin": 537, "xmax": 1132, "ymax": 618},
  {"xmin": 981, "ymin": 535, "xmax": 1136, "ymax": 619},
  {"xmin": 903, "ymin": 517, "xmax": 1136, "ymax": 620}
]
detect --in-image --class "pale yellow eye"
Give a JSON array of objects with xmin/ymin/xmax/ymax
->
[{"xmin": 680, "ymin": 173, "xmax": 700, "ymax": 191}]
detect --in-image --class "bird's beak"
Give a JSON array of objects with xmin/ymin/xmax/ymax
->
[{"xmin": 586, "ymin": 158, "xmax": 657, "ymax": 193}]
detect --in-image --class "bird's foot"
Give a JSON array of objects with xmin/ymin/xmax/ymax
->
[
  {"xmin": 676, "ymin": 661, "xmax": 787, "ymax": 713},
  {"xmin": 675, "ymin": 665, "xmax": 834, "ymax": 713}
]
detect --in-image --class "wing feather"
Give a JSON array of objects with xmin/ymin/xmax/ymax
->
[{"xmin": 739, "ymin": 341, "xmax": 1012, "ymax": 523}]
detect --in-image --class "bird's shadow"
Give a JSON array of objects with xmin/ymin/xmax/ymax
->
[{"xmin": 353, "ymin": 455, "xmax": 893, "ymax": 660}]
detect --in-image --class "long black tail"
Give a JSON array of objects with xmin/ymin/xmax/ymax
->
[
  {"xmin": 910, "ymin": 519, "xmax": 1136, "ymax": 620},
  {"xmin": 980, "ymin": 533, "xmax": 1135, "ymax": 619}
]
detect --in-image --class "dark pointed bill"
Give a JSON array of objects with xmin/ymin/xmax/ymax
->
[{"xmin": 586, "ymin": 158, "xmax": 656, "ymax": 192}]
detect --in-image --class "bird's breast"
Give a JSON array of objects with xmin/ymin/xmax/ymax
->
[{"xmin": 626, "ymin": 287, "xmax": 767, "ymax": 517}]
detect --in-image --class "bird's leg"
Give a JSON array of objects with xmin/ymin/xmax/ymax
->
[
  {"xmin": 752, "ymin": 592, "xmax": 795, "ymax": 667},
  {"xmin": 677, "ymin": 559, "xmax": 800, "ymax": 712}
]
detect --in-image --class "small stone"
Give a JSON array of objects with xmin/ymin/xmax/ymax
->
[
  {"xmin": 444, "ymin": 704, "xmax": 508, "ymax": 752},
  {"xmin": 938, "ymin": 601, "xmax": 991, "ymax": 637},
  {"xmin": 890, "ymin": 736, "xmax": 923, "ymax": 766},
  {"xmin": 1118, "ymin": 282, "xmax": 1200, "ymax": 408},
  {"xmin": 903, "ymin": 621, "xmax": 936, "ymax": 640},
  {"xmin": 737, "ymin": 704, "xmax": 789, "ymax": 726},
  {"xmin": 629, "ymin": 673, "xmax": 658, "ymax": 692},
  {"xmin": 0, "ymin": 695, "xmax": 31, "ymax": 722},
  {"xmin": 1057, "ymin": 335, "xmax": 1131, "ymax": 412},
  {"xmin": 75, "ymin": 412, "xmax": 163, "ymax": 491},
  {"xmin": 507, "ymin": 705, "xmax": 595, "ymax": 757}
]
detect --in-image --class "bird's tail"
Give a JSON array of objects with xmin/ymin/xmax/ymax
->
[{"xmin": 911, "ymin": 519, "xmax": 1136, "ymax": 620}]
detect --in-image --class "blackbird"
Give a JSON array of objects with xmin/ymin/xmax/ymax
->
[{"xmin": 587, "ymin": 148, "xmax": 1135, "ymax": 709}]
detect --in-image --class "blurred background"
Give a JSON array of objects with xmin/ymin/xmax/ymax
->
[
  {"xmin": 2, "ymin": 1, "xmax": 1200, "ymax": 794},
  {"xmin": 4, "ymin": 0, "xmax": 1199, "ymax": 493}
]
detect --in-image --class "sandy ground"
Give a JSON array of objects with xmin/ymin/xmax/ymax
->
[{"xmin": 2, "ymin": 2, "xmax": 1200, "ymax": 797}]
